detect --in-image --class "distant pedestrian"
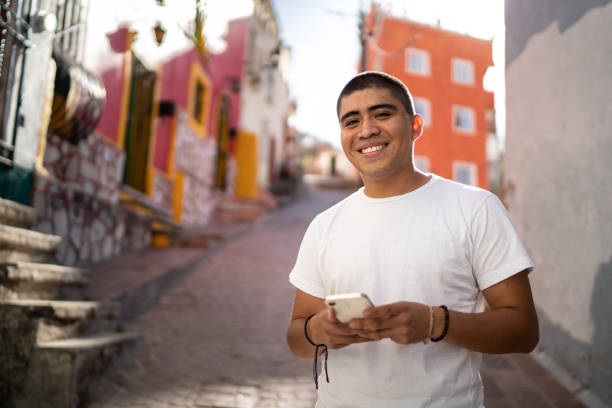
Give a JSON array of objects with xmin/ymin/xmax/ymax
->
[{"xmin": 286, "ymin": 71, "xmax": 539, "ymax": 407}]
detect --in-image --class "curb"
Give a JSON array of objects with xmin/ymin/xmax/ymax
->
[{"xmin": 531, "ymin": 348, "xmax": 610, "ymax": 408}]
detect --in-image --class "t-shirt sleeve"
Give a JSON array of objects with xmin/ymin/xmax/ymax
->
[
  {"xmin": 470, "ymin": 194, "xmax": 534, "ymax": 290},
  {"xmin": 289, "ymin": 218, "xmax": 326, "ymax": 298}
]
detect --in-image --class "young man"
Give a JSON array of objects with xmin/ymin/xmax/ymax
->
[{"xmin": 286, "ymin": 72, "xmax": 539, "ymax": 407}]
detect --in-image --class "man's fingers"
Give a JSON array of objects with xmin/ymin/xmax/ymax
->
[
  {"xmin": 348, "ymin": 317, "xmax": 392, "ymax": 331},
  {"xmin": 362, "ymin": 302, "xmax": 404, "ymax": 318}
]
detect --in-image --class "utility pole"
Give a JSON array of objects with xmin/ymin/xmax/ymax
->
[{"xmin": 358, "ymin": 9, "xmax": 367, "ymax": 72}]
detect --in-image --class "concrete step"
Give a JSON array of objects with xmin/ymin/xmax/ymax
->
[
  {"xmin": 0, "ymin": 197, "xmax": 36, "ymax": 228},
  {"xmin": 8, "ymin": 332, "xmax": 140, "ymax": 408},
  {"xmin": 0, "ymin": 262, "xmax": 89, "ymax": 300},
  {"xmin": 0, "ymin": 299, "xmax": 122, "ymax": 343},
  {"xmin": 0, "ymin": 224, "xmax": 61, "ymax": 263}
]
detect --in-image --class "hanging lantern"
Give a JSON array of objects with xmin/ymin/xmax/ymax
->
[{"xmin": 153, "ymin": 22, "xmax": 166, "ymax": 46}]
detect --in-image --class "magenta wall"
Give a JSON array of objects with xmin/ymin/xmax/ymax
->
[
  {"xmin": 207, "ymin": 18, "xmax": 248, "ymax": 136},
  {"xmin": 96, "ymin": 67, "xmax": 124, "ymax": 144}
]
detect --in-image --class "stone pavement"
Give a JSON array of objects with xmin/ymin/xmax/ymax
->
[{"xmin": 85, "ymin": 186, "xmax": 587, "ymax": 408}]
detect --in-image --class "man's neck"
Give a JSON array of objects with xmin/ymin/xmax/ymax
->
[{"xmin": 362, "ymin": 170, "xmax": 431, "ymax": 198}]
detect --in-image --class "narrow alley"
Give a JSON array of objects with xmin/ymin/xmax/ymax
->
[{"xmin": 86, "ymin": 187, "xmax": 348, "ymax": 407}]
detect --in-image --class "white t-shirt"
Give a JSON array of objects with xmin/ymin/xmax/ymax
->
[{"xmin": 289, "ymin": 174, "xmax": 534, "ymax": 408}]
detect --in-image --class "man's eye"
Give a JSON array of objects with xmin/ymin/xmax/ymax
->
[
  {"xmin": 376, "ymin": 111, "xmax": 391, "ymax": 118},
  {"xmin": 345, "ymin": 119, "xmax": 358, "ymax": 127}
]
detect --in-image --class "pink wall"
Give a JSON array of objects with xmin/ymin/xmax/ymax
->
[
  {"xmin": 94, "ymin": 28, "xmax": 133, "ymax": 145},
  {"xmin": 153, "ymin": 50, "xmax": 196, "ymax": 172},
  {"xmin": 207, "ymin": 18, "xmax": 249, "ymax": 136},
  {"xmin": 96, "ymin": 67, "xmax": 124, "ymax": 144}
]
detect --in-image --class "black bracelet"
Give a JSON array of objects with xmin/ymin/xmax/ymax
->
[
  {"xmin": 304, "ymin": 314, "xmax": 329, "ymax": 389},
  {"xmin": 430, "ymin": 305, "xmax": 449, "ymax": 343}
]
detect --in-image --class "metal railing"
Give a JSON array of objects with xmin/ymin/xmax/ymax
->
[{"xmin": 0, "ymin": 0, "xmax": 31, "ymax": 167}]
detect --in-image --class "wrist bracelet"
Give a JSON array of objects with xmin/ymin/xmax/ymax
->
[
  {"xmin": 304, "ymin": 314, "xmax": 329, "ymax": 389},
  {"xmin": 430, "ymin": 305, "xmax": 449, "ymax": 343}
]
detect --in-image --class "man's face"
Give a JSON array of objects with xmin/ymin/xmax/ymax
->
[{"xmin": 338, "ymin": 87, "xmax": 421, "ymax": 183}]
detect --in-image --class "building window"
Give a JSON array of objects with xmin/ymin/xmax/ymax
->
[
  {"xmin": 413, "ymin": 97, "xmax": 431, "ymax": 126},
  {"xmin": 406, "ymin": 48, "xmax": 430, "ymax": 76},
  {"xmin": 485, "ymin": 109, "xmax": 496, "ymax": 133},
  {"xmin": 55, "ymin": 0, "xmax": 87, "ymax": 61},
  {"xmin": 453, "ymin": 105, "xmax": 475, "ymax": 133},
  {"xmin": 414, "ymin": 156, "xmax": 430, "ymax": 172},
  {"xmin": 452, "ymin": 58, "xmax": 474, "ymax": 85},
  {"xmin": 193, "ymin": 80, "xmax": 205, "ymax": 123},
  {"xmin": 453, "ymin": 161, "xmax": 477, "ymax": 186}
]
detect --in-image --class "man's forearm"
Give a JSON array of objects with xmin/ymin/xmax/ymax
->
[
  {"xmin": 287, "ymin": 317, "xmax": 318, "ymax": 360},
  {"xmin": 439, "ymin": 306, "xmax": 539, "ymax": 354}
]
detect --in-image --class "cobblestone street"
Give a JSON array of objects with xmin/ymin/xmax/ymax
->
[{"xmin": 87, "ymin": 188, "xmax": 348, "ymax": 407}]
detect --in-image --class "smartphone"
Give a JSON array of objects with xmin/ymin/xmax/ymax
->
[{"xmin": 324, "ymin": 293, "xmax": 374, "ymax": 323}]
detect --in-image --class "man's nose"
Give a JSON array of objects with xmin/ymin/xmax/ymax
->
[{"xmin": 360, "ymin": 117, "xmax": 380, "ymax": 138}]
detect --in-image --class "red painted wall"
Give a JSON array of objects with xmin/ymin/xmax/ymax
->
[{"xmin": 366, "ymin": 8, "xmax": 494, "ymax": 188}]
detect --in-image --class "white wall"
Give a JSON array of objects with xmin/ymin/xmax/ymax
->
[
  {"xmin": 505, "ymin": 1, "xmax": 612, "ymax": 405},
  {"xmin": 239, "ymin": 7, "xmax": 290, "ymax": 189}
]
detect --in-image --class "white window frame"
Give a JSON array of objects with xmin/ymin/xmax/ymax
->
[
  {"xmin": 414, "ymin": 156, "xmax": 430, "ymax": 173},
  {"xmin": 405, "ymin": 48, "xmax": 430, "ymax": 76},
  {"xmin": 453, "ymin": 161, "xmax": 478, "ymax": 186},
  {"xmin": 452, "ymin": 105, "xmax": 476, "ymax": 133},
  {"xmin": 451, "ymin": 58, "xmax": 474, "ymax": 85},
  {"xmin": 413, "ymin": 97, "xmax": 431, "ymax": 127}
]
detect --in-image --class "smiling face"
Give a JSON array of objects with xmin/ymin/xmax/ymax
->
[{"xmin": 338, "ymin": 87, "xmax": 423, "ymax": 192}]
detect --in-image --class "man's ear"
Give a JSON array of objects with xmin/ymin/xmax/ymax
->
[{"xmin": 412, "ymin": 114, "xmax": 424, "ymax": 140}]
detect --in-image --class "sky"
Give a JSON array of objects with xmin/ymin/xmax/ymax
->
[
  {"xmin": 87, "ymin": 0, "xmax": 505, "ymax": 149},
  {"xmin": 269, "ymin": 0, "xmax": 506, "ymax": 148}
]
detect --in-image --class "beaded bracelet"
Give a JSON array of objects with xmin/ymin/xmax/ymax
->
[
  {"xmin": 430, "ymin": 305, "xmax": 449, "ymax": 343},
  {"xmin": 304, "ymin": 314, "xmax": 329, "ymax": 389}
]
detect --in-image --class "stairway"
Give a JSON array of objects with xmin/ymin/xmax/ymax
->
[{"xmin": 0, "ymin": 197, "xmax": 139, "ymax": 407}]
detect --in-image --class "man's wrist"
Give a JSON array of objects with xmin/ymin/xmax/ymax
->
[
  {"xmin": 431, "ymin": 306, "xmax": 446, "ymax": 339},
  {"xmin": 430, "ymin": 305, "xmax": 450, "ymax": 342},
  {"xmin": 305, "ymin": 314, "xmax": 321, "ymax": 346}
]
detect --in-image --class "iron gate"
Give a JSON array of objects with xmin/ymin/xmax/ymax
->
[{"xmin": 0, "ymin": 0, "xmax": 31, "ymax": 167}]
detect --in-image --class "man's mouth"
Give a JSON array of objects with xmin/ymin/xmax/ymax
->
[{"xmin": 359, "ymin": 143, "xmax": 388, "ymax": 154}]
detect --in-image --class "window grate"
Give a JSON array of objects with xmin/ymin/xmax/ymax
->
[
  {"xmin": 0, "ymin": 0, "xmax": 32, "ymax": 166},
  {"xmin": 54, "ymin": 0, "xmax": 85, "ymax": 61}
]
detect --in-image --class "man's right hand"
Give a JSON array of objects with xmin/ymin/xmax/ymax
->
[
  {"xmin": 308, "ymin": 308, "xmax": 374, "ymax": 349},
  {"xmin": 287, "ymin": 289, "xmax": 374, "ymax": 359}
]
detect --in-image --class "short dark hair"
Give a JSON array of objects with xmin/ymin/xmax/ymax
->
[{"xmin": 336, "ymin": 71, "xmax": 415, "ymax": 117}]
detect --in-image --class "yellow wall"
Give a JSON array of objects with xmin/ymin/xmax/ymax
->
[
  {"xmin": 234, "ymin": 130, "xmax": 259, "ymax": 198},
  {"xmin": 172, "ymin": 171, "xmax": 185, "ymax": 222},
  {"xmin": 116, "ymin": 48, "xmax": 134, "ymax": 149}
]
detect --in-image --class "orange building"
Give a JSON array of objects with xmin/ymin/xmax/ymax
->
[{"xmin": 364, "ymin": 6, "xmax": 495, "ymax": 188}]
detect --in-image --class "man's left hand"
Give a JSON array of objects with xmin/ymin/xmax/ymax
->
[{"xmin": 348, "ymin": 301, "xmax": 430, "ymax": 345}]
